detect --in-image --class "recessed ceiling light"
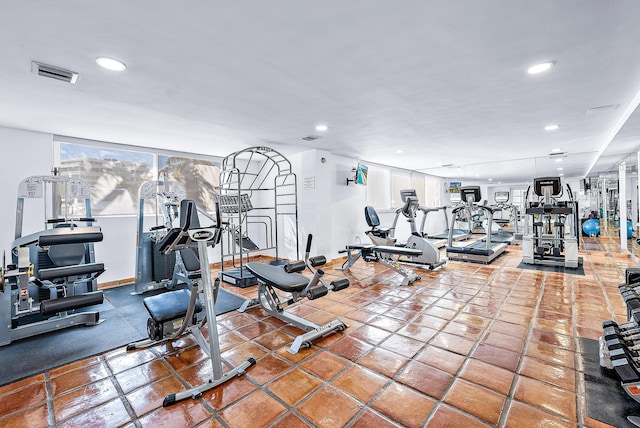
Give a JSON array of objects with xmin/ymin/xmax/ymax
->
[
  {"xmin": 315, "ymin": 124, "xmax": 328, "ymax": 132},
  {"xmin": 545, "ymin": 124, "xmax": 560, "ymax": 131},
  {"xmin": 95, "ymin": 57, "xmax": 126, "ymax": 71},
  {"xmin": 555, "ymin": 158, "xmax": 563, "ymax": 163},
  {"xmin": 395, "ymin": 149, "xmax": 404, "ymax": 154},
  {"xmin": 475, "ymin": 174, "xmax": 479, "ymax": 178},
  {"xmin": 557, "ymin": 167, "xmax": 563, "ymax": 170},
  {"xmin": 527, "ymin": 61, "xmax": 555, "ymax": 75},
  {"xmin": 552, "ymin": 148, "xmax": 562, "ymax": 152},
  {"xmin": 488, "ymin": 178, "xmax": 493, "ymax": 181},
  {"xmin": 559, "ymin": 173, "xmax": 564, "ymax": 176}
]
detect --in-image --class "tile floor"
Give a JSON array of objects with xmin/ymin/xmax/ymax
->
[{"xmin": 0, "ymin": 233, "xmax": 637, "ymax": 427}]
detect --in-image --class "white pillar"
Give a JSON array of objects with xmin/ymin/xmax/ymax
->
[
  {"xmin": 620, "ymin": 162, "xmax": 628, "ymax": 250},
  {"xmin": 602, "ymin": 178, "xmax": 608, "ymax": 230}
]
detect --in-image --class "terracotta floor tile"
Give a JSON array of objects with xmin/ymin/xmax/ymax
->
[
  {"xmin": 125, "ymin": 376, "xmax": 185, "ymax": 417},
  {"xmin": 54, "ymin": 377, "xmax": 119, "ymax": 421},
  {"xmin": 525, "ymin": 341, "xmax": 575, "ymax": 370},
  {"xmin": 57, "ymin": 398, "xmax": 131, "ymax": 428},
  {"xmin": 481, "ymin": 330, "xmax": 526, "ymax": 353},
  {"xmin": 0, "ymin": 403, "xmax": 48, "ymax": 428},
  {"xmin": 372, "ymin": 382, "xmax": 435, "ymax": 427},
  {"xmin": 219, "ymin": 331, "xmax": 249, "ymax": 352},
  {"xmin": 397, "ymin": 322, "xmax": 438, "ymax": 342},
  {"xmin": 50, "ymin": 356, "xmax": 101, "ymax": 378},
  {"xmin": 333, "ymin": 365, "xmax": 388, "ymax": 403},
  {"xmin": 412, "ymin": 314, "xmax": 448, "ymax": 329},
  {"xmin": 513, "ymin": 375, "xmax": 577, "ymax": 420},
  {"xmin": 350, "ymin": 324, "xmax": 391, "ymax": 345},
  {"xmin": 530, "ymin": 328, "xmax": 575, "ymax": 351},
  {"xmin": 297, "ymin": 385, "xmax": 362, "ymax": 428},
  {"xmin": 368, "ymin": 314, "xmax": 406, "ymax": 332},
  {"xmin": 379, "ymin": 333, "xmax": 424, "ymax": 358},
  {"xmin": 359, "ymin": 347, "xmax": 410, "ymax": 378},
  {"xmin": 270, "ymin": 412, "xmax": 312, "ymax": 427},
  {"xmin": 350, "ymin": 409, "xmax": 400, "ymax": 428},
  {"xmin": 300, "ymin": 351, "xmax": 350, "ymax": 380},
  {"xmin": 201, "ymin": 376, "xmax": 256, "ymax": 410},
  {"xmin": 459, "ymin": 358, "xmax": 515, "ymax": 395},
  {"xmin": 396, "ymin": 360, "xmax": 454, "ymax": 399},
  {"xmin": 416, "ymin": 346, "xmax": 466, "ymax": 374},
  {"xmin": 472, "ymin": 343, "xmax": 521, "ymax": 371},
  {"xmin": 329, "ymin": 336, "xmax": 373, "ymax": 361},
  {"xmin": 425, "ymin": 305, "xmax": 458, "ymax": 320},
  {"xmin": 267, "ymin": 368, "xmax": 322, "ymax": 405},
  {"xmin": 0, "ymin": 382, "xmax": 47, "ymax": 416},
  {"xmin": 442, "ymin": 321, "xmax": 485, "ymax": 341},
  {"xmin": 245, "ymin": 354, "xmax": 292, "ymax": 385},
  {"xmin": 106, "ymin": 348, "xmax": 157, "ymax": 374},
  {"xmin": 115, "ymin": 359, "xmax": 172, "ymax": 394},
  {"xmin": 52, "ymin": 363, "xmax": 112, "ymax": 397},
  {"xmin": 505, "ymin": 400, "xmax": 576, "ymax": 428},
  {"xmin": 221, "ymin": 341, "xmax": 268, "ymax": 366},
  {"xmin": 220, "ymin": 389, "xmax": 286, "ymax": 428},
  {"xmin": 519, "ymin": 356, "xmax": 576, "ymax": 392},
  {"xmin": 254, "ymin": 330, "xmax": 295, "ymax": 351},
  {"xmin": 443, "ymin": 378, "xmax": 506, "ymax": 425},
  {"xmin": 427, "ymin": 404, "xmax": 492, "ymax": 428},
  {"xmin": 489, "ymin": 319, "xmax": 529, "ymax": 339},
  {"xmin": 431, "ymin": 332, "xmax": 476, "ymax": 356},
  {"xmin": 136, "ymin": 399, "xmax": 211, "ymax": 427}
]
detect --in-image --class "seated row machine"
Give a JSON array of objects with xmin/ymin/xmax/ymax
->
[
  {"xmin": 0, "ymin": 175, "xmax": 105, "ymax": 346},
  {"xmin": 240, "ymin": 235, "xmax": 350, "ymax": 354},
  {"xmin": 127, "ymin": 199, "xmax": 255, "ymax": 406}
]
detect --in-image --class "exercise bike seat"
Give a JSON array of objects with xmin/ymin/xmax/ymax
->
[
  {"xmin": 143, "ymin": 289, "xmax": 203, "ymax": 323},
  {"xmin": 246, "ymin": 262, "xmax": 309, "ymax": 293}
]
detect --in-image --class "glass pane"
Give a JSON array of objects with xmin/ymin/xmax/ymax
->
[
  {"xmin": 59, "ymin": 142, "xmax": 154, "ymax": 215},
  {"xmin": 367, "ymin": 167, "xmax": 390, "ymax": 209},
  {"xmin": 391, "ymin": 173, "xmax": 411, "ymax": 208},
  {"xmin": 158, "ymin": 155, "xmax": 221, "ymax": 212},
  {"xmin": 411, "ymin": 175, "xmax": 425, "ymax": 205}
]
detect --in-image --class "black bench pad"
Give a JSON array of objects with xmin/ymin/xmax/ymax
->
[
  {"xmin": 143, "ymin": 289, "xmax": 202, "ymax": 323},
  {"xmin": 246, "ymin": 262, "xmax": 309, "ymax": 293}
]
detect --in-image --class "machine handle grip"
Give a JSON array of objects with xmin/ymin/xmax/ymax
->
[{"xmin": 305, "ymin": 234, "xmax": 313, "ymax": 253}]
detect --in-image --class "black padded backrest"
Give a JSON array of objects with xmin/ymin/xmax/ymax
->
[
  {"xmin": 179, "ymin": 199, "xmax": 201, "ymax": 229},
  {"xmin": 364, "ymin": 206, "xmax": 380, "ymax": 228}
]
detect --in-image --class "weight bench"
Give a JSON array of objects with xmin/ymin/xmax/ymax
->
[
  {"xmin": 240, "ymin": 235, "xmax": 350, "ymax": 354},
  {"xmin": 338, "ymin": 244, "xmax": 423, "ymax": 285}
]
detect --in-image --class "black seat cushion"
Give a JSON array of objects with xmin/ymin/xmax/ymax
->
[
  {"xmin": 246, "ymin": 262, "xmax": 309, "ymax": 293},
  {"xmin": 143, "ymin": 289, "xmax": 202, "ymax": 323}
]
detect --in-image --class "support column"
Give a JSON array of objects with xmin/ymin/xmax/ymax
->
[
  {"xmin": 602, "ymin": 178, "xmax": 608, "ymax": 231},
  {"xmin": 620, "ymin": 162, "xmax": 628, "ymax": 250}
]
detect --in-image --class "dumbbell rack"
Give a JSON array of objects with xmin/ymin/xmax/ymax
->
[{"xmin": 600, "ymin": 268, "xmax": 640, "ymax": 406}]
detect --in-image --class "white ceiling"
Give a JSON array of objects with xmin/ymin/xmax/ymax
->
[{"xmin": 2, "ymin": 1, "xmax": 640, "ymax": 185}]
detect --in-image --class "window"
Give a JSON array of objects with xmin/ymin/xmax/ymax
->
[
  {"xmin": 411, "ymin": 175, "xmax": 425, "ymax": 205},
  {"xmin": 59, "ymin": 142, "xmax": 153, "ymax": 215},
  {"xmin": 391, "ymin": 172, "xmax": 411, "ymax": 208},
  {"xmin": 159, "ymin": 155, "xmax": 220, "ymax": 212},
  {"xmin": 56, "ymin": 139, "xmax": 221, "ymax": 216},
  {"xmin": 366, "ymin": 167, "xmax": 390, "ymax": 209}
]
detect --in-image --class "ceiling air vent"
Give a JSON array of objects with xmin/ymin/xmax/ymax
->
[
  {"xmin": 31, "ymin": 61, "xmax": 79, "ymax": 84},
  {"xmin": 302, "ymin": 135, "xmax": 321, "ymax": 141},
  {"xmin": 586, "ymin": 104, "xmax": 619, "ymax": 115}
]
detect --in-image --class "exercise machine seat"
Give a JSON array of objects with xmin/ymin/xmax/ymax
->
[
  {"xmin": 246, "ymin": 262, "xmax": 309, "ymax": 293},
  {"xmin": 143, "ymin": 289, "xmax": 203, "ymax": 323},
  {"xmin": 364, "ymin": 206, "xmax": 392, "ymax": 237}
]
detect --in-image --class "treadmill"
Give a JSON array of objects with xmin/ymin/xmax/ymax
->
[
  {"xmin": 429, "ymin": 205, "xmax": 472, "ymax": 242},
  {"xmin": 446, "ymin": 186, "xmax": 507, "ymax": 264}
]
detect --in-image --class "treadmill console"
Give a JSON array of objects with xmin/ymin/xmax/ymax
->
[{"xmin": 460, "ymin": 186, "xmax": 481, "ymax": 204}]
